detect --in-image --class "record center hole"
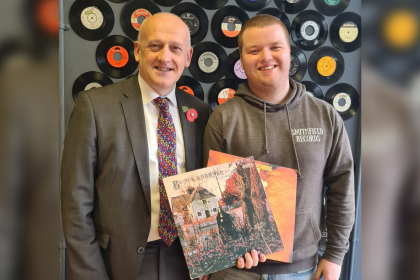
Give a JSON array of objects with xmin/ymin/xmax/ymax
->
[
  {"xmin": 137, "ymin": 16, "xmax": 146, "ymax": 25},
  {"xmin": 227, "ymin": 22, "xmax": 236, "ymax": 31},
  {"xmin": 113, "ymin": 52, "xmax": 123, "ymax": 62},
  {"xmin": 305, "ymin": 26, "xmax": 315, "ymax": 36},
  {"xmin": 204, "ymin": 58, "xmax": 213, "ymax": 67},
  {"xmin": 338, "ymin": 98, "xmax": 346, "ymax": 107}
]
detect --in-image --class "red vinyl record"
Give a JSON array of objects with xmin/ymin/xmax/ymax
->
[{"xmin": 96, "ymin": 35, "xmax": 138, "ymax": 79}]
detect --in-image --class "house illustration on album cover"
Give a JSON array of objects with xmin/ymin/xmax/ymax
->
[{"xmin": 163, "ymin": 157, "xmax": 284, "ymax": 279}]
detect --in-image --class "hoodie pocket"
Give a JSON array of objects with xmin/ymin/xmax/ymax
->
[
  {"xmin": 294, "ymin": 209, "xmax": 322, "ymax": 250},
  {"xmin": 96, "ymin": 228, "xmax": 110, "ymax": 249}
]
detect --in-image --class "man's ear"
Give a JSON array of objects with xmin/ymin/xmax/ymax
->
[
  {"xmin": 185, "ymin": 47, "xmax": 193, "ymax": 67},
  {"xmin": 134, "ymin": 41, "xmax": 141, "ymax": 62}
]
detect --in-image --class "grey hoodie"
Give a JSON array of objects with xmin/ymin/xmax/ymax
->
[{"xmin": 203, "ymin": 78, "xmax": 355, "ymax": 274}]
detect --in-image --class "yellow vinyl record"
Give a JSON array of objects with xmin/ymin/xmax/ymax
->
[{"xmin": 317, "ymin": 56, "xmax": 337, "ymax": 77}]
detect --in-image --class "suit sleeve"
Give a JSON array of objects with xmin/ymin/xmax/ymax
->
[
  {"xmin": 61, "ymin": 92, "xmax": 109, "ymax": 279},
  {"xmin": 203, "ymin": 112, "xmax": 225, "ymax": 167},
  {"xmin": 322, "ymin": 114, "xmax": 355, "ymax": 265}
]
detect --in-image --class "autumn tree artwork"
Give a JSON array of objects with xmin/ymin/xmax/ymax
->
[{"xmin": 163, "ymin": 157, "xmax": 284, "ymax": 279}]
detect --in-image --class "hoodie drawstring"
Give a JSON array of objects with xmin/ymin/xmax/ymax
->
[
  {"xmin": 264, "ymin": 101, "xmax": 269, "ymax": 155},
  {"xmin": 286, "ymin": 103, "xmax": 303, "ymax": 180}
]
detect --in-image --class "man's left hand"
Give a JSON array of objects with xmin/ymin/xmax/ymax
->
[
  {"xmin": 314, "ymin": 259, "xmax": 341, "ymax": 280},
  {"xmin": 237, "ymin": 250, "xmax": 266, "ymax": 269},
  {"xmin": 197, "ymin": 250, "xmax": 266, "ymax": 279}
]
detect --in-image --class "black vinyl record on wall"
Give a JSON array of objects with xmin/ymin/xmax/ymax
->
[
  {"xmin": 177, "ymin": 76, "xmax": 205, "ymax": 101},
  {"xmin": 291, "ymin": 10, "xmax": 329, "ymax": 51},
  {"xmin": 301, "ymin": 81, "xmax": 324, "ymax": 99},
  {"xmin": 308, "ymin": 46, "xmax": 345, "ymax": 86},
  {"xmin": 194, "ymin": 0, "xmax": 228, "ymax": 10},
  {"xmin": 208, "ymin": 79, "xmax": 240, "ymax": 111},
  {"xmin": 171, "ymin": 3, "xmax": 208, "ymax": 45},
  {"xmin": 314, "ymin": 0, "xmax": 350, "ymax": 17},
  {"xmin": 325, "ymin": 83, "xmax": 360, "ymax": 120},
  {"xmin": 226, "ymin": 49, "xmax": 248, "ymax": 83},
  {"xmin": 211, "ymin": 5, "xmax": 249, "ymax": 48},
  {"xmin": 69, "ymin": 0, "xmax": 114, "ymax": 41},
  {"xmin": 289, "ymin": 46, "xmax": 307, "ymax": 81},
  {"xmin": 153, "ymin": 0, "xmax": 182, "ymax": 7},
  {"xmin": 257, "ymin": 8, "xmax": 291, "ymax": 31},
  {"xmin": 120, "ymin": 0, "xmax": 161, "ymax": 41},
  {"xmin": 235, "ymin": 0, "xmax": 271, "ymax": 12},
  {"xmin": 72, "ymin": 71, "xmax": 113, "ymax": 101},
  {"xmin": 274, "ymin": 0, "xmax": 311, "ymax": 14},
  {"xmin": 96, "ymin": 35, "xmax": 138, "ymax": 79},
  {"xmin": 330, "ymin": 12, "xmax": 361, "ymax": 52},
  {"xmin": 189, "ymin": 41, "xmax": 228, "ymax": 83}
]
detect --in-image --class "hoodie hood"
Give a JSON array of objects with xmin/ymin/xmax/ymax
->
[
  {"xmin": 234, "ymin": 78, "xmax": 305, "ymax": 179},
  {"xmin": 234, "ymin": 78, "xmax": 306, "ymax": 112}
]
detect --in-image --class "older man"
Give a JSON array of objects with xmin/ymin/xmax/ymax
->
[
  {"xmin": 61, "ymin": 13, "xmax": 210, "ymax": 280},
  {"xmin": 204, "ymin": 15, "xmax": 355, "ymax": 280}
]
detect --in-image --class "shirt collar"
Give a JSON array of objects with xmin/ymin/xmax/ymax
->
[{"xmin": 138, "ymin": 72, "xmax": 177, "ymax": 107}]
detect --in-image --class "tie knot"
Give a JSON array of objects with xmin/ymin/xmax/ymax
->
[{"xmin": 154, "ymin": 97, "xmax": 169, "ymax": 110}]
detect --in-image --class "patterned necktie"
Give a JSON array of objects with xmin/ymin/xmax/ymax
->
[{"xmin": 155, "ymin": 97, "xmax": 178, "ymax": 246}]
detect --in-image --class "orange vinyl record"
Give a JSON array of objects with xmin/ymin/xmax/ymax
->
[{"xmin": 308, "ymin": 46, "xmax": 345, "ymax": 86}]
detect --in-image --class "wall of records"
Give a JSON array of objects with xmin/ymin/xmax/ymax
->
[{"xmin": 62, "ymin": 0, "xmax": 361, "ymax": 278}]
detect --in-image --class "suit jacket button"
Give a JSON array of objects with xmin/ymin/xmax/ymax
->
[
  {"xmin": 138, "ymin": 247, "xmax": 145, "ymax": 254},
  {"xmin": 146, "ymin": 211, "xmax": 150, "ymax": 217}
]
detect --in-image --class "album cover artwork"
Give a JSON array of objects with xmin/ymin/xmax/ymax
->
[
  {"xmin": 163, "ymin": 157, "xmax": 283, "ymax": 279},
  {"xmin": 207, "ymin": 150, "xmax": 298, "ymax": 263}
]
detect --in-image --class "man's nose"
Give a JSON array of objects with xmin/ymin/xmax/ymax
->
[
  {"xmin": 158, "ymin": 45, "xmax": 171, "ymax": 63},
  {"xmin": 260, "ymin": 48, "xmax": 273, "ymax": 62}
]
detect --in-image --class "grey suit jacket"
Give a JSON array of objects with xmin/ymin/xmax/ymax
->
[{"xmin": 61, "ymin": 75, "xmax": 210, "ymax": 280}]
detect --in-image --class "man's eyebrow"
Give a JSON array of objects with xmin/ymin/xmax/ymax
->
[
  {"xmin": 147, "ymin": 39, "xmax": 184, "ymax": 47},
  {"xmin": 169, "ymin": 41, "xmax": 183, "ymax": 46},
  {"xmin": 245, "ymin": 41, "xmax": 285, "ymax": 49},
  {"xmin": 245, "ymin": 44, "xmax": 259, "ymax": 49}
]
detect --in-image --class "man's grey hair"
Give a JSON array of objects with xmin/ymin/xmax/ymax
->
[{"xmin": 137, "ymin": 12, "xmax": 191, "ymax": 48}]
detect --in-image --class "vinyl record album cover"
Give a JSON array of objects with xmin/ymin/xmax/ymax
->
[
  {"xmin": 207, "ymin": 151, "xmax": 297, "ymax": 263},
  {"xmin": 163, "ymin": 157, "xmax": 284, "ymax": 279}
]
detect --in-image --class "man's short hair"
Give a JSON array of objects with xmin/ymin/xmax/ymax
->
[{"xmin": 238, "ymin": 14, "xmax": 290, "ymax": 54}]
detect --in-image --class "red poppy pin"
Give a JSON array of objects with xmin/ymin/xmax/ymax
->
[{"xmin": 182, "ymin": 106, "xmax": 198, "ymax": 123}]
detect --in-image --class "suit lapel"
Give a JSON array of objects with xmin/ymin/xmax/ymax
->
[
  {"xmin": 121, "ymin": 76, "xmax": 151, "ymax": 212},
  {"xmin": 176, "ymin": 89, "xmax": 196, "ymax": 172}
]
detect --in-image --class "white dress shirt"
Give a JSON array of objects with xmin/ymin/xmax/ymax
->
[{"xmin": 138, "ymin": 73, "xmax": 186, "ymax": 242}]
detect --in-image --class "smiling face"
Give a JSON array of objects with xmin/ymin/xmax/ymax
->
[
  {"xmin": 240, "ymin": 24, "xmax": 291, "ymax": 92},
  {"xmin": 134, "ymin": 14, "xmax": 193, "ymax": 95}
]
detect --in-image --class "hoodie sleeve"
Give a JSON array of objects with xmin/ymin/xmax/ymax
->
[
  {"xmin": 322, "ymin": 113, "xmax": 355, "ymax": 265},
  {"xmin": 203, "ymin": 111, "xmax": 225, "ymax": 167}
]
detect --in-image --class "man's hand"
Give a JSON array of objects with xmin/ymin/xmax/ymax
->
[
  {"xmin": 314, "ymin": 259, "xmax": 341, "ymax": 280},
  {"xmin": 237, "ymin": 250, "xmax": 266, "ymax": 269},
  {"xmin": 198, "ymin": 275, "xmax": 209, "ymax": 280}
]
